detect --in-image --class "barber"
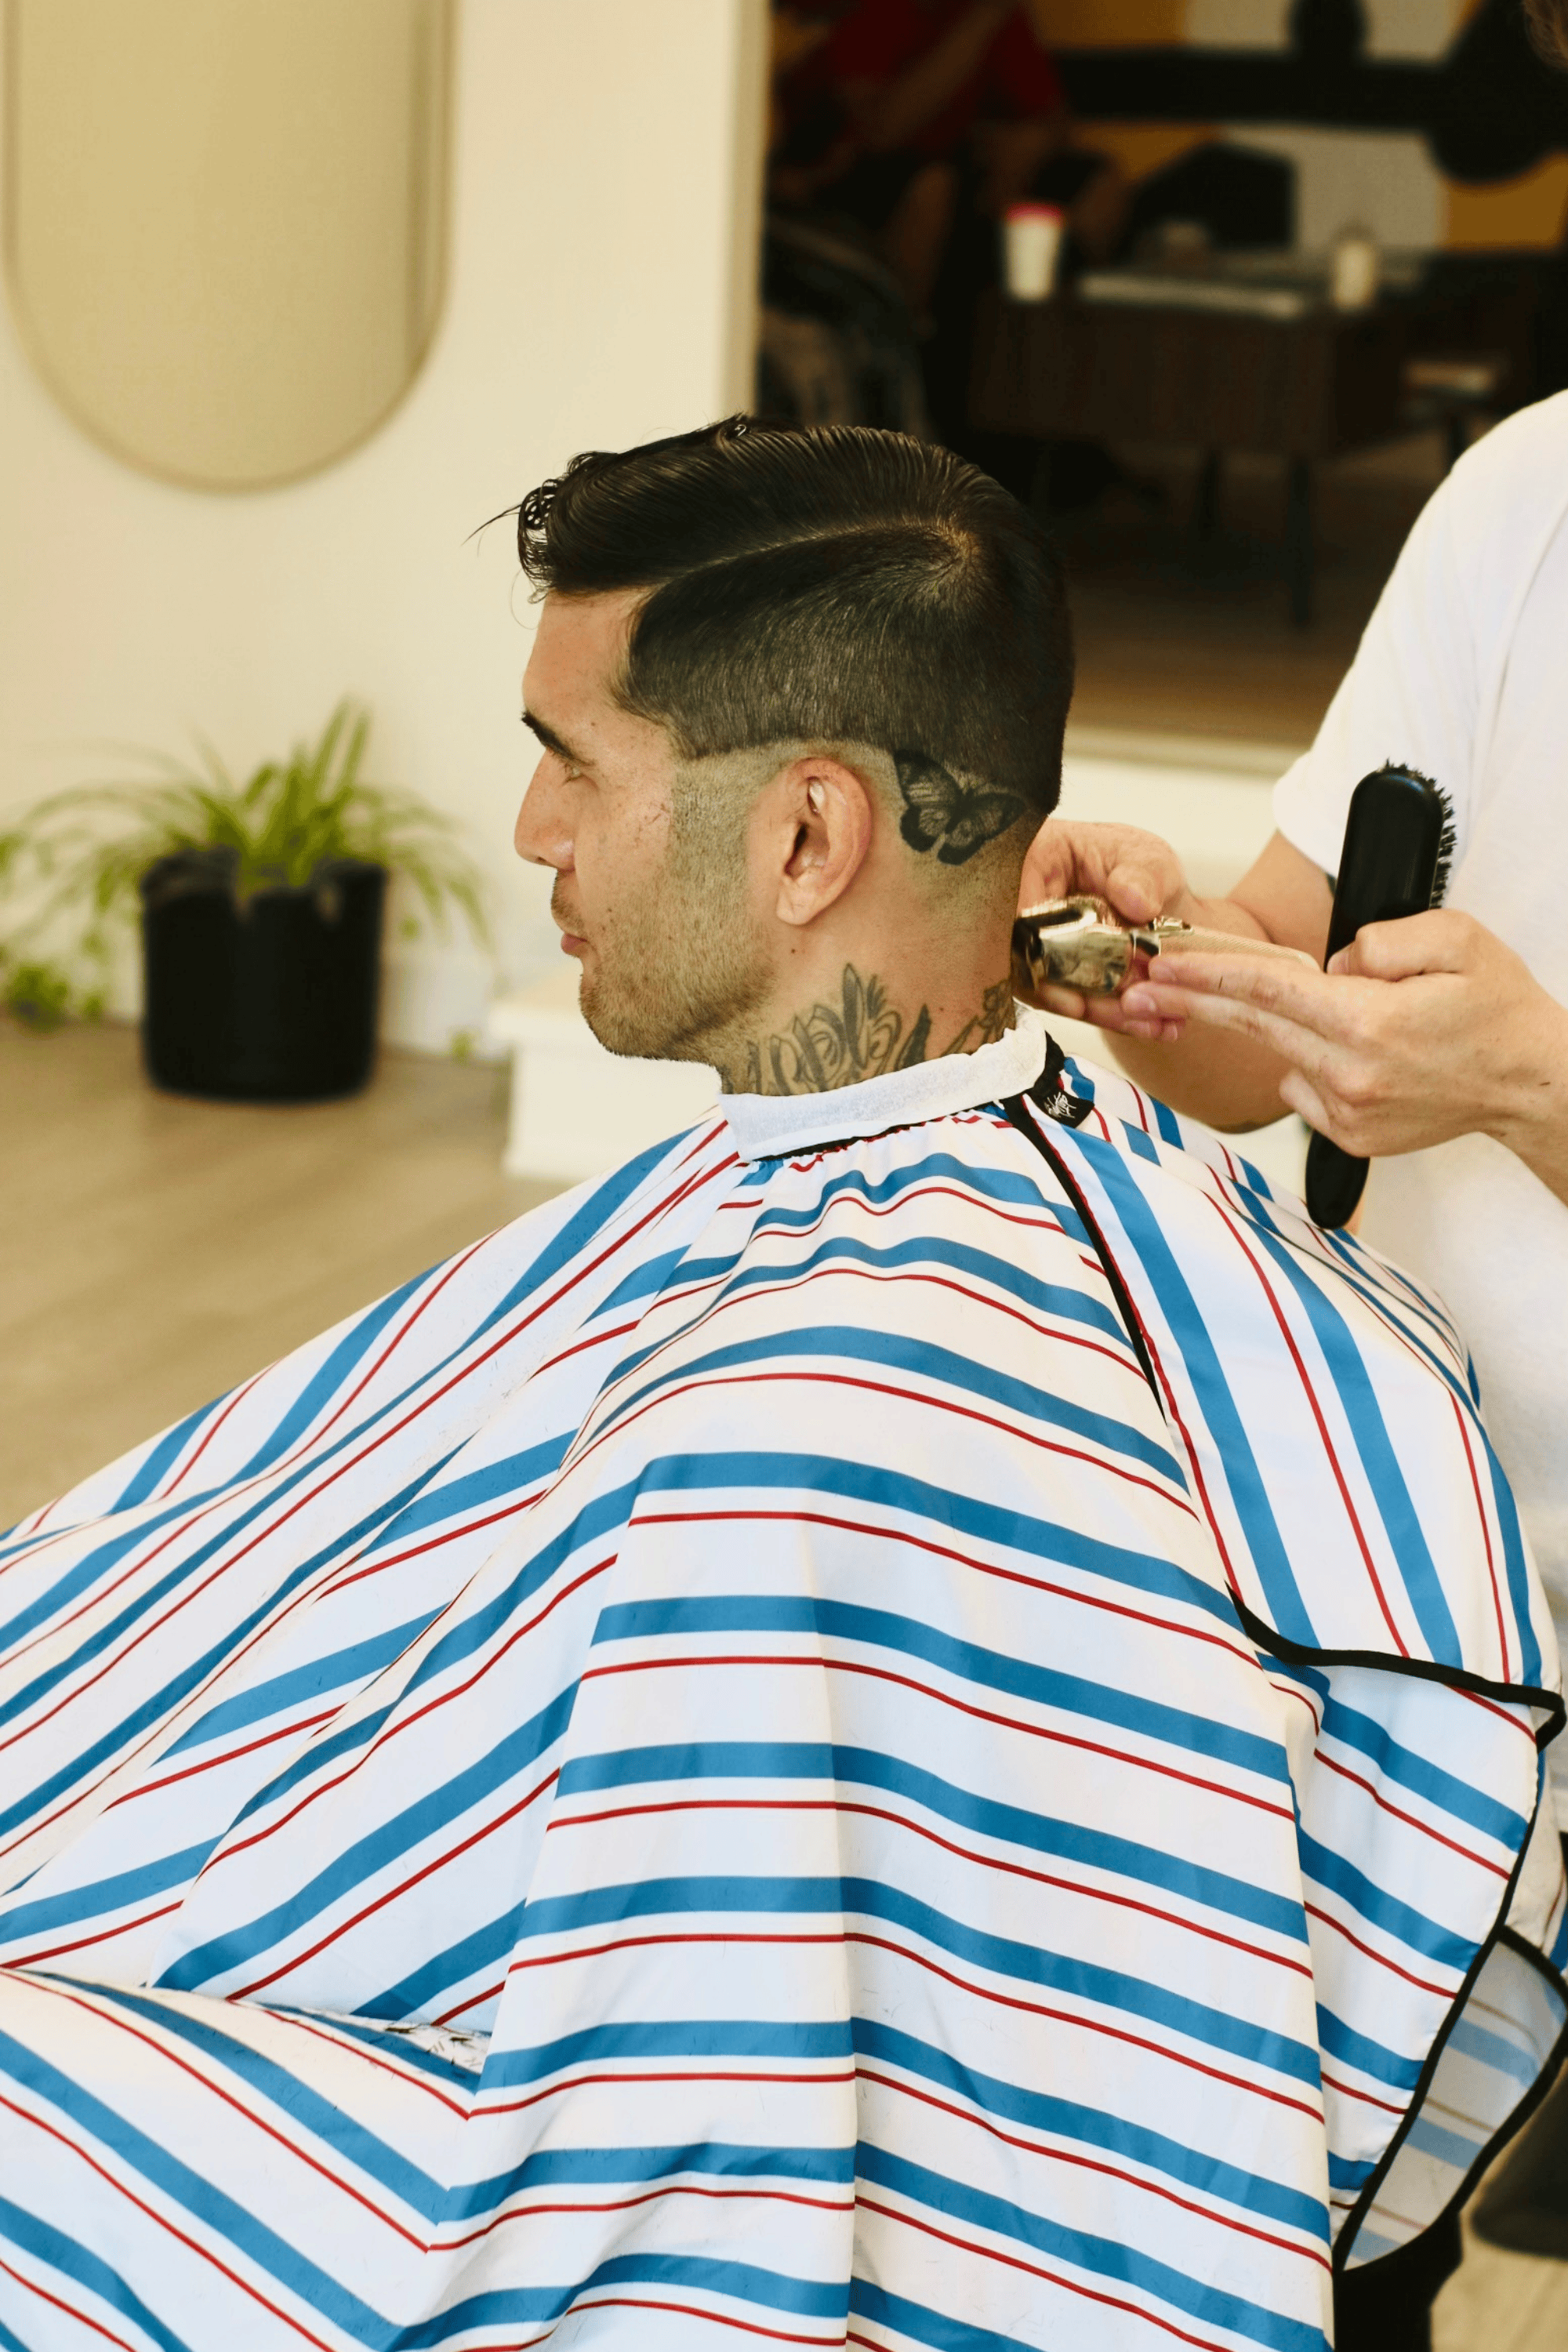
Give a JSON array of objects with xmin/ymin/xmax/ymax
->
[
  {"xmin": 1023, "ymin": 375, "xmax": 1568, "ymax": 1748},
  {"xmin": 1018, "ymin": 371, "xmax": 1568, "ymax": 2289}
]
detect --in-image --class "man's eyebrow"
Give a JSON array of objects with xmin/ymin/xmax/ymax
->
[{"xmin": 521, "ymin": 709, "xmax": 586, "ymax": 765}]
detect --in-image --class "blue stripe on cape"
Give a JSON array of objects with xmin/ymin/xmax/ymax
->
[{"xmin": 1, "ymin": 1022, "xmax": 1562, "ymax": 2350}]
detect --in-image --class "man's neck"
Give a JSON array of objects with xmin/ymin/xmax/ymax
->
[{"xmin": 717, "ymin": 960, "xmax": 1015, "ymax": 1097}]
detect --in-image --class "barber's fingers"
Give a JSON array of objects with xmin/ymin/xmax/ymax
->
[
  {"xmin": 1098, "ymin": 844, "xmax": 1188, "ymax": 927},
  {"xmin": 1276, "ymin": 1062, "xmax": 1402, "ymax": 1157},
  {"xmin": 1121, "ymin": 985, "xmax": 1332, "ymax": 1073},
  {"xmin": 1126, "ymin": 974, "xmax": 1410, "ymax": 1150},
  {"xmin": 1071, "ymin": 1001, "xmax": 1189, "ymax": 1040},
  {"xmin": 1122, "ymin": 952, "xmax": 1359, "ymax": 1043},
  {"xmin": 1276, "ymin": 1069, "xmax": 1334, "ymax": 1135},
  {"xmin": 1017, "ymin": 818, "xmax": 1189, "ymax": 927},
  {"xmin": 1029, "ymin": 979, "xmax": 1185, "ymax": 1041},
  {"xmin": 1329, "ymin": 908, "xmax": 1480, "ymax": 982},
  {"xmin": 1033, "ymin": 982, "xmax": 1090, "ymax": 1021}
]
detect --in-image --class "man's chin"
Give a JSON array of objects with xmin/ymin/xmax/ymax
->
[
  {"xmin": 579, "ymin": 975, "xmax": 720, "ymax": 1068},
  {"xmin": 580, "ymin": 975, "xmax": 671, "ymax": 1064}
]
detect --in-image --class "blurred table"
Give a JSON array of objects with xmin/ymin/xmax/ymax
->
[{"xmin": 969, "ymin": 254, "xmax": 1537, "ymax": 624}]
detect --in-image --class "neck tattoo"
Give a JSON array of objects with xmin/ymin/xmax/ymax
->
[{"xmin": 728, "ymin": 967, "xmax": 1014, "ymax": 1096}]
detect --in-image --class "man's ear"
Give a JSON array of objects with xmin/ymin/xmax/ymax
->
[{"xmin": 766, "ymin": 755, "xmax": 874, "ymax": 929}]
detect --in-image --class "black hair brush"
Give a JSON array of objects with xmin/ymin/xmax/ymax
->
[{"xmin": 1304, "ymin": 763, "xmax": 1454, "ymax": 1230}]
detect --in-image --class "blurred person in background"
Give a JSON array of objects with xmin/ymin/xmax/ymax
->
[
  {"xmin": 760, "ymin": 3, "xmax": 935, "ymax": 433},
  {"xmin": 771, "ymin": 0, "xmax": 1127, "ymax": 472},
  {"xmin": 1015, "ymin": 0, "xmax": 1568, "ymax": 2280},
  {"xmin": 771, "ymin": 0, "xmax": 1127, "ymax": 322}
]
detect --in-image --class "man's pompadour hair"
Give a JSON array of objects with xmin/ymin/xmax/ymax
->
[{"xmin": 516, "ymin": 416, "xmax": 1074, "ymax": 826}]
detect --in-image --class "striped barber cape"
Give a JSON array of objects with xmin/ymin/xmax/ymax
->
[{"xmin": 0, "ymin": 1010, "xmax": 1563, "ymax": 2352}]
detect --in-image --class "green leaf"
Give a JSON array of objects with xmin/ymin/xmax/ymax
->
[
  {"xmin": 0, "ymin": 701, "xmax": 490, "ymax": 985},
  {"xmin": 4, "ymin": 959, "xmax": 74, "ymax": 1029}
]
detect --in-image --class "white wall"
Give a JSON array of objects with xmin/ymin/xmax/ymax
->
[{"xmin": 0, "ymin": 0, "xmax": 768, "ymax": 1046}]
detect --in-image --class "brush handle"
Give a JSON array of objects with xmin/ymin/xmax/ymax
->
[{"xmin": 1305, "ymin": 765, "xmax": 1449, "ymax": 1231}]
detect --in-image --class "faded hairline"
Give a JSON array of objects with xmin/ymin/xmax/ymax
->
[{"xmin": 666, "ymin": 735, "xmax": 1032, "ymax": 911}]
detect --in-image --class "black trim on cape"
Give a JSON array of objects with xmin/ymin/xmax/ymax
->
[{"xmin": 999, "ymin": 1073, "xmax": 1568, "ymax": 2267}]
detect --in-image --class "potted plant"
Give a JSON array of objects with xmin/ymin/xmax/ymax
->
[{"xmin": 0, "ymin": 702, "xmax": 485, "ymax": 1099}]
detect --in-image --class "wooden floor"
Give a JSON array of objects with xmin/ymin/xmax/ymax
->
[{"xmin": 0, "ymin": 1021, "xmax": 557, "ymax": 1526}]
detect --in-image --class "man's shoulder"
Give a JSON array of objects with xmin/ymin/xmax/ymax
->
[
  {"xmin": 1041, "ymin": 1041, "xmax": 1279, "ymax": 1196},
  {"xmin": 1045, "ymin": 1045, "xmax": 1474, "ymax": 1356}
]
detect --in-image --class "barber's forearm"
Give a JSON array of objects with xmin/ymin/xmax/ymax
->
[
  {"xmin": 1490, "ymin": 996, "xmax": 1568, "ymax": 1210},
  {"xmin": 1105, "ymin": 1022, "xmax": 1295, "ymax": 1131}
]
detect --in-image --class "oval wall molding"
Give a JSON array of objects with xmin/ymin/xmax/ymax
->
[{"xmin": 3, "ymin": 0, "xmax": 452, "ymax": 492}]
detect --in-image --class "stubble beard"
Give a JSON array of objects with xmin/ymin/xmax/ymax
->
[{"xmin": 564, "ymin": 837, "xmax": 770, "ymax": 1073}]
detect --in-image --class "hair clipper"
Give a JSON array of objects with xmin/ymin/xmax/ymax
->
[{"xmin": 1305, "ymin": 764, "xmax": 1453, "ymax": 1231}]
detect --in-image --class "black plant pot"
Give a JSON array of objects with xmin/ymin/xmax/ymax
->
[{"xmin": 140, "ymin": 850, "xmax": 387, "ymax": 1102}]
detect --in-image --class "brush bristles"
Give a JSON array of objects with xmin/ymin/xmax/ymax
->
[
  {"xmin": 1431, "ymin": 802, "xmax": 1456, "ymax": 907},
  {"xmin": 1373, "ymin": 760, "xmax": 1454, "ymax": 908}
]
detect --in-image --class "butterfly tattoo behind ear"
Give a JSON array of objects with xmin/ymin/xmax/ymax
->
[{"xmin": 895, "ymin": 750, "xmax": 1026, "ymax": 866}]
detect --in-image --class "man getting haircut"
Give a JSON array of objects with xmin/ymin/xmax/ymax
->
[
  {"xmin": 511, "ymin": 419, "xmax": 1067, "ymax": 1091},
  {"xmin": 0, "ymin": 421, "xmax": 1562, "ymax": 2352}
]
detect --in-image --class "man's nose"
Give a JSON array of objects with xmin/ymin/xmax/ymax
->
[{"xmin": 514, "ymin": 754, "xmax": 572, "ymax": 869}]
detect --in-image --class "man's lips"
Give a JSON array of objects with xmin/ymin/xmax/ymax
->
[{"xmin": 551, "ymin": 887, "xmax": 586, "ymax": 956}]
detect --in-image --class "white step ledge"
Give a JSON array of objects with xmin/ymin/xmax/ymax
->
[{"xmin": 487, "ymin": 964, "xmax": 718, "ymax": 1183}]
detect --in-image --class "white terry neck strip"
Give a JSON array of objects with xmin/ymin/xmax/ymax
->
[{"xmin": 720, "ymin": 1005, "xmax": 1049, "ymax": 1163}]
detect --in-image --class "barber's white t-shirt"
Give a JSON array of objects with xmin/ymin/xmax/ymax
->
[{"xmin": 1274, "ymin": 393, "xmax": 1568, "ymax": 1802}]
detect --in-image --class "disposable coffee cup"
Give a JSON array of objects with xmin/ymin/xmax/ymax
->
[
  {"xmin": 1330, "ymin": 228, "xmax": 1380, "ymax": 311},
  {"xmin": 1004, "ymin": 203, "xmax": 1065, "ymax": 301}
]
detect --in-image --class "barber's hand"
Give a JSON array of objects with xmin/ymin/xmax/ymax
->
[
  {"xmin": 1120, "ymin": 908, "xmax": 1568, "ymax": 1162},
  {"xmin": 1015, "ymin": 818, "xmax": 1199, "ymax": 1039}
]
